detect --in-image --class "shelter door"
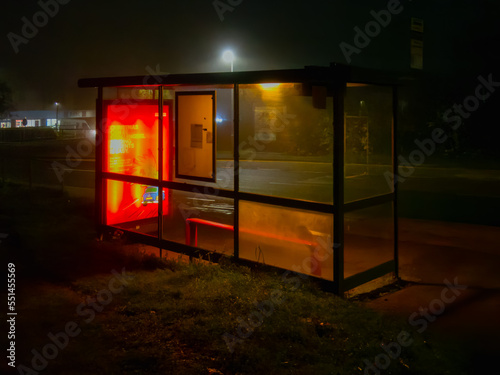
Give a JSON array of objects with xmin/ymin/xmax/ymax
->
[{"xmin": 175, "ymin": 92, "xmax": 216, "ymax": 182}]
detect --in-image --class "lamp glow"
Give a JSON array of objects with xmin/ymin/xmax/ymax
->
[
  {"xmin": 259, "ymin": 83, "xmax": 281, "ymax": 90},
  {"xmin": 222, "ymin": 50, "xmax": 235, "ymax": 72}
]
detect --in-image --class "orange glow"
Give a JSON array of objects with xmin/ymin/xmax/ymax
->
[
  {"xmin": 132, "ymin": 184, "xmax": 143, "ymax": 208},
  {"xmin": 107, "ymin": 180, "xmax": 123, "ymax": 213},
  {"xmin": 259, "ymin": 83, "xmax": 281, "ymax": 90},
  {"xmin": 104, "ymin": 102, "xmax": 159, "ymax": 179}
]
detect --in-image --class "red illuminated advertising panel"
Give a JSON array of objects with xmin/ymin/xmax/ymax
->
[
  {"xmin": 102, "ymin": 100, "xmax": 172, "ymax": 228},
  {"xmin": 103, "ymin": 100, "xmax": 163, "ymax": 179},
  {"xmin": 106, "ymin": 179, "xmax": 168, "ymax": 230}
]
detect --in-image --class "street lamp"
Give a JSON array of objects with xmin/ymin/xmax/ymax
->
[
  {"xmin": 55, "ymin": 102, "xmax": 59, "ymax": 129},
  {"xmin": 222, "ymin": 50, "xmax": 235, "ymax": 72}
]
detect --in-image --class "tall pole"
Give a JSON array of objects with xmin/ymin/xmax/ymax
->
[{"xmin": 55, "ymin": 102, "xmax": 59, "ymax": 129}]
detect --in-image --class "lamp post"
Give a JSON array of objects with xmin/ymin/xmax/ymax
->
[
  {"xmin": 222, "ymin": 50, "xmax": 235, "ymax": 72},
  {"xmin": 222, "ymin": 50, "xmax": 235, "ymax": 142},
  {"xmin": 55, "ymin": 102, "xmax": 59, "ymax": 129}
]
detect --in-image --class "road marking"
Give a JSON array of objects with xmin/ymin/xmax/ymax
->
[
  {"xmin": 187, "ymin": 198, "xmax": 216, "ymax": 202},
  {"xmin": 345, "ymin": 173, "xmax": 366, "ymax": 179},
  {"xmin": 269, "ymin": 180, "xmax": 333, "ymax": 186},
  {"xmin": 300, "ymin": 181, "xmax": 332, "ymax": 185}
]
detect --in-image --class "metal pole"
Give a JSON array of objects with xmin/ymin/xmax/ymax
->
[
  {"xmin": 333, "ymin": 83, "xmax": 346, "ymax": 295},
  {"xmin": 95, "ymin": 88, "xmax": 104, "ymax": 233},
  {"xmin": 158, "ymin": 86, "xmax": 164, "ymax": 259},
  {"xmin": 233, "ymin": 83, "xmax": 239, "ymax": 260},
  {"xmin": 393, "ymin": 86, "xmax": 399, "ymax": 279}
]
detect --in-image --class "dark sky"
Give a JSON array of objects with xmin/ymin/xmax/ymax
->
[{"xmin": 1, "ymin": 0, "xmax": 499, "ymax": 110}]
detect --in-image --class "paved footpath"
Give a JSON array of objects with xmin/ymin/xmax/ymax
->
[{"xmin": 365, "ymin": 218, "xmax": 500, "ymax": 373}]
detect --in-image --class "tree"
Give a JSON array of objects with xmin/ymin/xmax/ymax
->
[{"xmin": 0, "ymin": 81, "xmax": 13, "ymax": 117}]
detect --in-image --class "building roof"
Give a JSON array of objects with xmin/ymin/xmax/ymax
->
[
  {"xmin": 9, "ymin": 111, "xmax": 56, "ymax": 119},
  {"xmin": 7, "ymin": 110, "xmax": 95, "ymax": 119}
]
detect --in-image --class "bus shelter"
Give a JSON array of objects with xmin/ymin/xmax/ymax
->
[{"xmin": 79, "ymin": 64, "xmax": 399, "ymax": 294}]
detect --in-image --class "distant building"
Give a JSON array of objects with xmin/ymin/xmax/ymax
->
[{"xmin": 0, "ymin": 110, "xmax": 95, "ymax": 128}]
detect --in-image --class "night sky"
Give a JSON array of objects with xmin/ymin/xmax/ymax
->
[{"xmin": 1, "ymin": 0, "xmax": 499, "ymax": 110}]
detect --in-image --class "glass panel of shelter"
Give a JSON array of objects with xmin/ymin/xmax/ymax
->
[
  {"xmin": 344, "ymin": 84, "xmax": 394, "ymax": 203},
  {"xmin": 238, "ymin": 83, "xmax": 334, "ymax": 204},
  {"xmin": 104, "ymin": 178, "xmax": 160, "ymax": 237},
  {"xmin": 162, "ymin": 188, "xmax": 235, "ymax": 256},
  {"xmin": 343, "ymin": 83, "xmax": 395, "ymax": 280},
  {"xmin": 344, "ymin": 202, "xmax": 394, "ymax": 278}
]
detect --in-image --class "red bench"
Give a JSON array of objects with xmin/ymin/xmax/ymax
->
[{"xmin": 185, "ymin": 218, "xmax": 322, "ymax": 276}]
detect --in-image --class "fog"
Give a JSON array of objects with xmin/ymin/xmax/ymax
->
[{"xmin": 2, "ymin": 0, "xmax": 499, "ymax": 111}]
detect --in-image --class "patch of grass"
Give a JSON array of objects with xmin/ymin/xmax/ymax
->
[
  {"xmin": 9, "ymin": 260, "xmax": 469, "ymax": 374},
  {"xmin": 56, "ymin": 262, "xmax": 466, "ymax": 375}
]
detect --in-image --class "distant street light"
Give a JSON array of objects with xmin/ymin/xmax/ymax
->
[
  {"xmin": 55, "ymin": 102, "xmax": 59, "ymax": 129},
  {"xmin": 222, "ymin": 50, "xmax": 235, "ymax": 72}
]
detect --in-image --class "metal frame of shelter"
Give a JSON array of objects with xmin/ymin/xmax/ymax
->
[{"xmin": 79, "ymin": 63, "xmax": 399, "ymax": 295}]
